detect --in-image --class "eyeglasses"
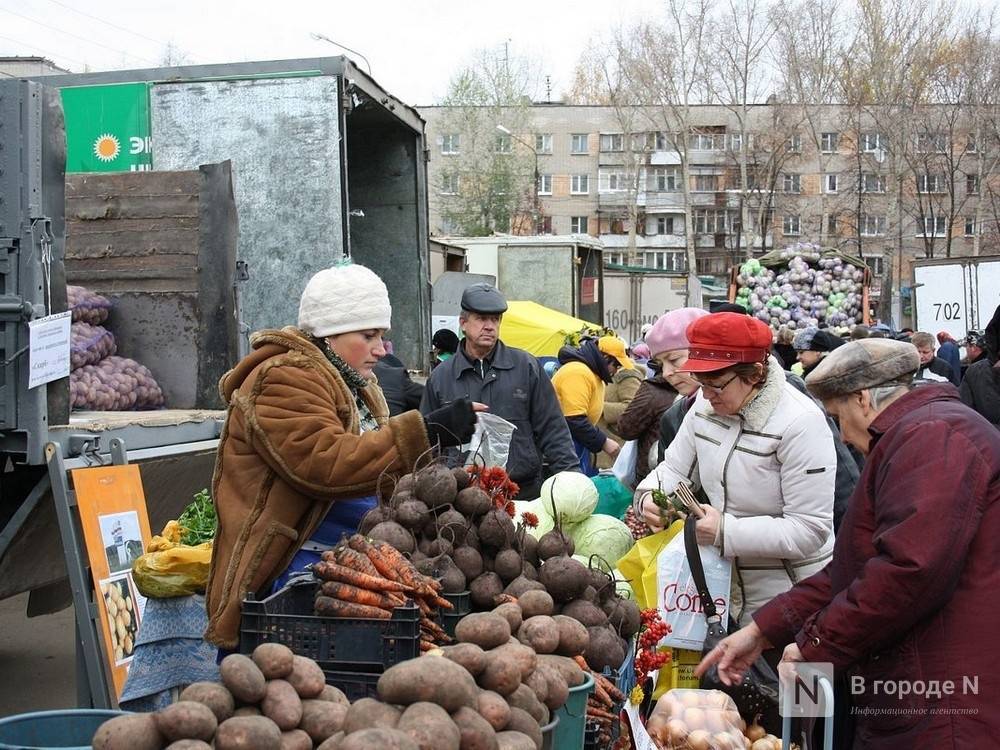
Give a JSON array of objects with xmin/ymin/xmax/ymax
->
[{"xmin": 694, "ymin": 373, "xmax": 740, "ymax": 396}]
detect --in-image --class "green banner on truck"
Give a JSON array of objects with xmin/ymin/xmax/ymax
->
[{"xmin": 61, "ymin": 83, "xmax": 153, "ymax": 173}]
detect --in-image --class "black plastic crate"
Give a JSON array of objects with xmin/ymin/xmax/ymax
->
[
  {"xmin": 584, "ymin": 720, "xmax": 602, "ymax": 750},
  {"xmin": 439, "ymin": 590, "xmax": 471, "ymax": 639},
  {"xmin": 239, "ymin": 577, "xmax": 421, "ymax": 676}
]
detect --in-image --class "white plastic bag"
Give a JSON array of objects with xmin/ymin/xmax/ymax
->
[
  {"xmin": 464, "ymin": 412, "xmax": 517, "ymax": 470},
  {"xmin": 611, "ymin": 439, "xmax": 639, "ymax": 487},
  {"xmin": 656, "ymin": 531, "xmax": 733, "ymax": 650}
]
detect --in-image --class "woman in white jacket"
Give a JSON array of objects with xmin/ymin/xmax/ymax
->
[{"xmin": 636, "ymin": 312, "xmax": 836, "ymax": 626}]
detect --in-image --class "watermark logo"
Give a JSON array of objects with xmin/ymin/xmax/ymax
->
[{"xmin": 779, "ymin": 662, "xmax": 834, "ymax": 719}]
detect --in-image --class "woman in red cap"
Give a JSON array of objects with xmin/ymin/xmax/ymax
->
[{"xmin": 635, "ymin": 312, "xmax": 837, "ymax": 629}]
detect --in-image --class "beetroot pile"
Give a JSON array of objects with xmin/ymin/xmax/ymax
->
[
  {"xmin": 67, "ymin": 285, "xmax": 165, "ymax": 411},
  {"xmin": 360, "ymin": 464, "xmax": 640, "ymax": 675}
]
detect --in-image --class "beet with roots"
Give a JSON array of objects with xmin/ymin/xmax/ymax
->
[
  {"xmin": 395, "ymin": 498, "xmax": 430, "ymax": 530},
  {"xmin": 455, "ymin": 487, "xmax": 492, "ymax": 517},
  {"xmin": 415, "ymin": 464, "xmax": 458, "ymax": 509},
  {"xmin": 493, "ymin": 548, "xmax": 523, "ymax": 585},
  {"xmin": 396, "ymin": 473, "xmax": 416, "ymax": 495},
  {"xmin": 463, "ymin": 525, "xmax": 481, "ymax": 551},
  {"xmin": 581, "ymin": 586, "xmax": 597, "ymax": 602},
  {"xmin": 426, "ymin": 537, "xmax": 455, "ymax": 557},
  {"xmin": 436, "ymin": 508, "xmax": 469, "ymax": 545},
  {"xmin": 452, "ymin": 467, "xmax": 471, "ymax": 490},
  {"xmin": 504, "ymin": 575, "xmax": 546, "ymax": 598},
  {"xmin": 369, "ymin": 521, "xmax": 415, "ymax": 553},
  {"xmin": 358, "ymin": 506, "xmax": 391, "ymax": 535},
  {"xmin": 536, "ymin": 529, "xmax": 574, "ymax": 561},
  {"xmin": 605, "ymin": 596, "xmax": 641, "ymax": 639},
  {"xmin": 585, "ymin": 625, "xmax": 626, "ymax": 672},
  {"xmin": 470, "ymin": 572, "xmax": 504, "ymax": 610},
  {"xmin": 478, "ymin": 509, "xmax": 515, "ymax": 550},
  {"xmin": 539, "ymin": 556, "xmax": 589, "ymax": 603},
  {"xmin": 559, "ymin": 598, "xmax": 609, "ymax": 627},
  {"xmin": 521, "ymin": 534, "xmax": 540, "ymax": 566},
  {"xmin": 439, "ymin": 558, "xmax": 468, "ymax": 594},
  {"xmin": 453, "ymin": 546, "xmax": 484, "ymax": 581},
  {"xmin": 521, "ymin": 561, "xmax": 538, "ymax": 581}
]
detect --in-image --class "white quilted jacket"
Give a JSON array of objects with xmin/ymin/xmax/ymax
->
[{"xmin": 636, "ymin": 358, "xmax": 837, "ymax": 624}]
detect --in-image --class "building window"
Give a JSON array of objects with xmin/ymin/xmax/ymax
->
[
  {"xmin": 654, "ymin": 131, "xmax": 669, "ymax": 150},
  {"xmin": 824, "ymin": 174, "xmax": 838, "ymax": 193},
  {"xmin": 785, "ymin": 134, "xmax": 802, "ymax": 153},
  {"xmin": 967, "ymin": 174, "xmax": 980, "ymax": 195},
  {"xmin": 782, "ymin": 173, "xmax": 802, "ymax": 194},
  {"xmin": 728, "ymin": 133, "xmax": 744, "ymax": 152},
  {"xmin": 696, "ymin": 256, "xmax": 728, "ymax": 274},
  {"xmin": 783, "ymin": 214, "xmax": 801, "ymax": 235},
  {"xmin": 535, "ymin": 133, "xmax": 552, "ymax": 154},
  {"xmin": 827, "ymin": 213, "xmax": 838, "ymax": 235},
  {"xmin": 655, "ymin": 216, "xmax": 675, "ymax": 235},
  {"xmin": 440, "ymin": 173, "xmax": 460, "ymax": 195},
  {"xmin": 537, "ymin": 174, "xmax": 552, "ymax": 195},
  {"xmin": 494, "ymin": 134, "xmax": 511, "ymax": 153},
  {"xmin": 919, "ymin": 215, "xmax": 948, "ymax": 236},
  {"xmin": 966, "ymin": 135, "xmax": 978, "ymax": 153},
  {"xmin": 571, "ymin": 216, "xmax": 589, "ymax": 234},
  {"xmin": 864, "ymin": 255, "xmax": 884, "ymax": 277},
  {"xmin": 916, "ymin": 174, "xmax": 945, "ymax": 194},
  {"xmin": 653, "ymin": 168, "xmax": 678, "ymax": 191},
  {"xmin": 861, "ymin": 132, "xmax": 888, "ymax": 153},
  {"xmin": 441, "ymin": 134, "xmax": 460, "ymax": 155},
  {"xmin": 916, "ymin": 132, "xmax": 948, "ymax": 153},
  {"xmin": 820, "ymin": 132, "xmax": 839, "ymax": 153},
  {"xmin": 693, "ymin": 209, "xmax": 734, "ymax": 234},
  {"xmin": 570, "ymin": 133, "xmax": 589, "ymax": 154},
  {"xmin": 860, "ymin": 172, "xmax": 886, "ymax": 193},
  {"xmin": 609, "ymin": 218, "xmax": 627, "ymax": 234},
  {"xmin": 689, "ymin": 133, "xmax": 726, "ymax": 151},
  {"xmin": 694, "ymin": 174, "xmax": 718, "ymax": 192},
  {"xmin": 604, "ymin": 251, "xmax": 625, "ymax": 266},
  {"xmin": 537, "ymin": 215, "xmax": 553, "ymax": 234},
  {"xmin": 642, "ymin": 250, "xmax": 686, "ymax": 271},
  {"xmin": 600, "ymin": 133, "xmax": 624, "ymax": 152},
  {"xmin": 571, "ymin": 174, "xmax": 590, "ymax": 194},
  {"xmin": 965, "ymin": 217, "xmax": 976, "ymax": 236},
  {"xmin": 599, "ymin": 169, "xmax": 627, "ymax": 192},
  {"xmin": 860, "ymin": 214, "xmax": 887, "ymax": 237}
]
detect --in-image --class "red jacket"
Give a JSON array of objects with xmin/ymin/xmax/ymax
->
[{"xmin": 753, "ymin": 385, "xmax": 1000, "ymax": 749}]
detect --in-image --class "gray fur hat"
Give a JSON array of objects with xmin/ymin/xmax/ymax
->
[{"xmin": 805, "ymin": 339, "xmax": 920, "ymax": 400}]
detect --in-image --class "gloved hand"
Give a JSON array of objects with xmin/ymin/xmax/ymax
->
[{"xmin": 424, "ymin": 398, "xmax": 477, "ymax": 448}]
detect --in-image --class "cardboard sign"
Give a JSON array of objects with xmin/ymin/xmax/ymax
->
[
  {"xmin": 73, "ymin": 464, "xmax": 152, "ymax": 701},
  {"xmin": 28, "ymin": 311, "xmax": 71, "ymax": 389},
  {"xmin": 623, "ymin": 701, "xmax": 658, "ymax": 750}
]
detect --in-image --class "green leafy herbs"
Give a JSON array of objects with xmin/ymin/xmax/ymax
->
[{"xmin": 177, "ymin": 489, "xmax": 217, "ymax": 546}]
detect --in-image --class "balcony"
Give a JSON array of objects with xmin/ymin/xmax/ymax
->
[{"xmin": 644, "ymin": 192, "xmax": 685, "ymax": 211}]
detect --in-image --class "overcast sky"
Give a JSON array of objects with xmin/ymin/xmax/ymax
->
[{"xmin": 0, "ymin": 0, "xmax": 665, "ymax": 106}]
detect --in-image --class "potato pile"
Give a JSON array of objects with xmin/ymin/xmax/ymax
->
[
  {"xmin": 93, "ymin": 644, "xmax": 352, "ymax": 750},
  {"xmin": 66, "ymin": 284, "xmax": 166, "ymax": 411},
  {"xmin": 647, "ymin": 689, "xmax": 791, "ymax": 750},
  {"xmin": 70, "ymin": 321, "xmax": 117, "ymax": 369}
]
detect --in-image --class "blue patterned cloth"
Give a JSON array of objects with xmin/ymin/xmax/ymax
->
[{"xmin": 119, "ymin": 595, "xmax": 220, "ymax": 711}]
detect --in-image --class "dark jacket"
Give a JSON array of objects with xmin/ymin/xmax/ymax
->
[
  {"xmin": 616, "ymin": 376, "xmax": 678, "ymax": 481},
  {"xmin": 373, "ymin": 360, "xmax": 424, "ymax": 417},
  {"xmin": 753, "ymin": 385, "xmax": 1000, "ymax": 749},
  {"xmin": 938, "ymin": 340, "xmax": 962, "ymax": 380},
  {"xmin": 658, "ymin": 392, "xmax": 697, "ymax": 463},
  {"xmin": 960, "ymin": 304, "xmax": 1000, "ymax": 426},
  {"xmin": 917, "ymin": 355, "xmax": 958, "ymax": 385},
  {"xmin": 421, "ymin": 339, "xmax": 579, "ymax": 495}
]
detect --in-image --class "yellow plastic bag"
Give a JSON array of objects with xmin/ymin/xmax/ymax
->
[
  {"xmin": 132, "ymin": 538, "xmax": 212, "ymax": 598},
  {"xmin": 617, "ymin": 520, "xmax": 684, "ymax": 609}
]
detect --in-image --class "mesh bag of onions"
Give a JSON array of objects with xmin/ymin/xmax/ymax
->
[
  {"xmin": 67, "ymin": 285, "xmax": 113, "ymax": 325},
  {"xmin": 70, "ymin": 322, "xmax": 117, "ymax": 370},
  {"xmin": 70, "ymin": 355, "xmax": 165, "ymax": 411}
]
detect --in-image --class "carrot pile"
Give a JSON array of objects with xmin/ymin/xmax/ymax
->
[
  {"xmin": 573, "ymin": 655, "xmax": 626, "ymax": 748},
  {"xmin": 312, "ymin": 534, "xmax": 454, "ymax": 651}
]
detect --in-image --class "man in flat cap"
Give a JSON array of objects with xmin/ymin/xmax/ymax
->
[
  {"xmin": 792, "ymin": 326, "xmax": 845, "ymax": 378},
  {"xmin": 697, "ymin": 338, "xmax": 1000, "ymax": 748},
  {"xmin": 421, "ymin": 283, "xmax": 579, "ymax": 498}
]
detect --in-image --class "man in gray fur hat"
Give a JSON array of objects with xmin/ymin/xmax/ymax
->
[{"xmin": 697, "ymin": 338, "xmax": 1000, "ymax": 749}]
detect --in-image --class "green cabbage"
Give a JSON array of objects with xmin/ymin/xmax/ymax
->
[
  {"xmin": 567, "ymin": 515, "xmax": 635, "ymax": 567},
  {"xmin": 538, "ymin": 471, "xmax": 599, "ymax": 525}
]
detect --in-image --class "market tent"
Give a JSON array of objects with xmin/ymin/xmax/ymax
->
[{"xmin": 500, "ymin": 301, "xmax": 602, "ymax": 357}]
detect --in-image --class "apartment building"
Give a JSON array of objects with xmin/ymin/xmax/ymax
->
[{"xmin": 420, "ymin": 102, "xmax": 996, "ymax": 303}]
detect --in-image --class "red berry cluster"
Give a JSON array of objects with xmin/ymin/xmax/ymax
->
[
  {"xmin": 469, "ymin": 465, "xmax": 520, "ymax": 506},
  {"xmin": 634, "ymin": 609, "xmax": 672, "ymax": 690}
]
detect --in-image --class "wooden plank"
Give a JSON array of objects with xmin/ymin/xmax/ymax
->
[
  {"xmin": 66, "ymin": 194, "xmax": 199, "ymax": 221},
  {"xmin": 66, "ymin": 170, "xmax": 200, "ymax": 197}
]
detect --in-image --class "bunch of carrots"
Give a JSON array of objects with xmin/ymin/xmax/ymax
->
[
  {"xmin": 573, "ymin": 655, "xmax": 626, "ymax": 748},
  {"xmin": 312, "ymin": 534, "xmax": 453, "ymax": 651}
]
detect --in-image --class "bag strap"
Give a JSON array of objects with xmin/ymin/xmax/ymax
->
[{"xmin": 683, "ymin": 515, "xmax": 721, "ymax": 623}]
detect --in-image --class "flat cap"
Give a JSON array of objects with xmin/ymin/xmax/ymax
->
[
  {"xmin": 461, "ymin": 282, "xmax": 508, "ymax": 314},
  {"xmin": 805, "ymin": 339, "xmax": 919, "ymax": 400}
]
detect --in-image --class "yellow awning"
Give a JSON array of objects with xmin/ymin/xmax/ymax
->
[{"xmin": 499, "ymin": 300, "xmax": 602, "ymax": 357}]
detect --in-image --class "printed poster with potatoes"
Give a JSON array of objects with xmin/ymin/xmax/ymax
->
[{"xmin": 73, "ymin": 464, "xmax": 152, "ymax": 699}]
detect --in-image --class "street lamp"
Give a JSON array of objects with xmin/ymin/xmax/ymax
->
[
  {"xmin": 309, "ymin": 32, "xmax": 372, "ymax": 75},
  {"xmin": 496, "ymin": 124, "xmax": 540, "ymax": 234}
]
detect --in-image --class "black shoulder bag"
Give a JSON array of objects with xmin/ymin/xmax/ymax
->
[{"xmin": 683, "ymin": 514, "xmax": 779, "ymax": 718}]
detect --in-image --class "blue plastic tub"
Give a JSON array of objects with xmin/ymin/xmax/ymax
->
[
  {"xmin": 553, "ymin": 671, "xmax": 595, "ymax": 750},
  {"xmin": 540, "ymin": 714, "xmax": 559, "ymax": 750},
  {"xmin": 0, "ymin": 709, "xmax": 126, "ymax": 750}
]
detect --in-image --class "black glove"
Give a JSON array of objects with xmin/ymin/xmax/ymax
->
[{"xmin": 424, "ymin": 398, "xmax": 476, "ymax": 448}]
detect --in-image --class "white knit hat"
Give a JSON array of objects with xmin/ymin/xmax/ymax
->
[{"xmin": 298, "ymin": 262, "xmax": 392, "ymax": 338}]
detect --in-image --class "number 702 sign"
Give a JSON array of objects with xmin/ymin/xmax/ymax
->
[{"xmin": 934, "ymin": 302, "xmax": 962, "ymax": 320}]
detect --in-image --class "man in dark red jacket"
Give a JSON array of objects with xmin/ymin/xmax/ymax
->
[{"xmin": 697, "ymin": 338, "xmax": 1000, "ymax": 749}]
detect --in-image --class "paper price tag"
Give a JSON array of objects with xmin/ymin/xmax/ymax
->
[
  {"xmin": 624, "ymin": 701, "xmax": 658, "ymax": 750},
  {"xmin": 28, "ymin": 311, "xmax": 72, "ymax": 389}
]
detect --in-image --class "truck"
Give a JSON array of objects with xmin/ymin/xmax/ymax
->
[
  {"xmin": 0, "ymin": 57, "xmax": 430, "ymax": 634},
  {"xmin": 912, "ymin": 255, "xmax": 1000, "ymax": 342}
]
